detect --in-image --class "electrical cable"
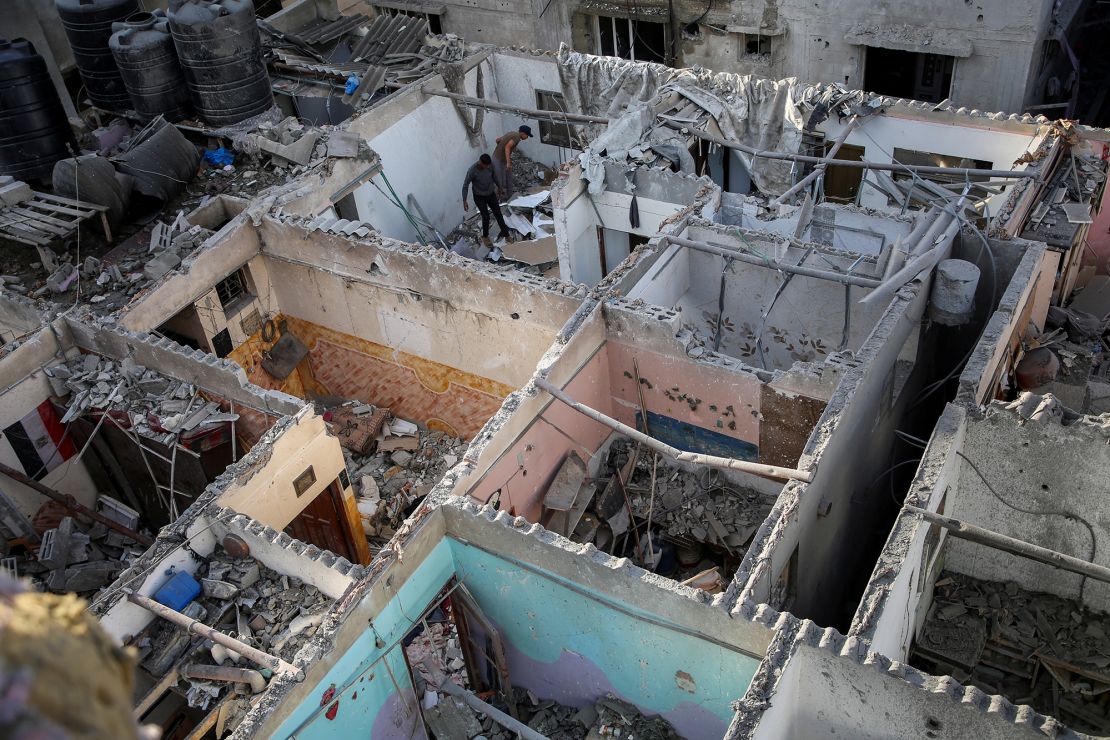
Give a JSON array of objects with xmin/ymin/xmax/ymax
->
[{"xmin": 954, "ymin": 449, "xmax": 1096, "ymax": 601}]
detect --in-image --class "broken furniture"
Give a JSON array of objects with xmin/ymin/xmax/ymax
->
[{"xmin": 0, "ymin": 190, "xmax": 112, "ymax": 247}]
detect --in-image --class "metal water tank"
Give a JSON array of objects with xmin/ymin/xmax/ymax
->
[
  {"xmin": 110, "ymin": 11, "xmax": 192, "ymax": 122},
  {"xmin": 0, "ymin": 38, "xmax": 75, "ymax": 181},
  {"xmin": 167, "ymin": 0, "xmax": 273, "ymax": 126},
  {"xmin": 55, "ymin": 0, "xmax": 139, "ymax": 111}
]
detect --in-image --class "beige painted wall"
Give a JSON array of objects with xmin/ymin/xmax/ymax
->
[{"xmin": 217, "ymin": 408, "xmax": 348, "ymax": 532}]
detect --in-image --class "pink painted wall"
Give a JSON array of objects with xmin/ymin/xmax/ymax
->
[
  {"xmin": 467, "ymin": 340, "xmax": 769, "ymax": 523},
  {"xmin": 470, "ymin": 347, "xmax": 614, "ymax": 521},
  {"xmin": 606, "ymin": 341, "xmax": 761, "ymax": 447},
  {"xmin": 1082, "ymin": 141, "xmax": 1110, "ymax": 274}
]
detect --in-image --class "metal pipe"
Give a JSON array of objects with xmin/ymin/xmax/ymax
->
[
  {"xmin": 664, "ymin": 235, "xmax": 883, "ymax": 288},
  {"xmin": 420, "ymin": 87, "xmax": 609, "ymax": 125},
  {"xmin": 658, "ymin": 121, "xmax": 1037, "ymax": 179},
  {"xmin": 905, "ymin": 505, "xmax": 1110, "ymax": 587},
  {"xmin": 0, "ymin": 461, "xmax": 153, "ymax": 547},
  {"xmin": 771, "ymin": 116, "xmax": 862, "ymax": 206},
  {"xmin": 181, "ymin": 664, "xmax": 268, "ymax": 694},
  {"xmin": 438, "ymin": 680, "xmax": 549, "ymax": 740},
  {"xmin": 533, "ymin": 378, "xmax": 813, "ymax": 483},
  {"xmin": 127, "ymin": 593, "xmax": 303, "ymax": 679}
]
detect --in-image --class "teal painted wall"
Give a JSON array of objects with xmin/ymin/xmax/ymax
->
[
  {"xmin": 271, "ymin": 539, "xmax": 455, "ymax": 739},
  {"xmin": 271, "ymin": 535, "xmax": 760, "ymax": 739},
  {"xmin": 449, "ymin": 539, "xmax": 760, "ymax": 739}
]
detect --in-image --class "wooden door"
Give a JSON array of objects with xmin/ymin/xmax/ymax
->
[
  {"xmin": 824, "ymin": 143, "xmax": 866, "ymax": 203},
  {"xmin": 285, "ymin": 481, "xmax": 356, "ymax": 562}
]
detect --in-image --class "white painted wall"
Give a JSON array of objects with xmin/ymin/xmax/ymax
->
[
  {"xmin": 817, "ymin": 114, "xmax": 1045, "ymax": 212},
  {"xmin": 490, "ymin": 52, "xmax": 580, "ymax": 169},
  {"xmin": 352, "ymin": 66, "xmax": 504, "ymax": 242},
  {"xmin": 554, "ymin": 184, "xmax": 686, "ymax": 285}
]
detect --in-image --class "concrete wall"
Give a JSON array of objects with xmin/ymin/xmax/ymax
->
[
  {"xmin": 565, "ymin": 0, "xmax": 1061, "ymax": 113},
  {"xmin": 117, "ymin": 217, "xmax": 263, "ymax": 335},
  {"xmin": 0, "ymin": 295, "xmax": 46, "ymax": 345},
  {"xmin": 730, "ymin": 618, "xmax": 1068, "ymax": 740},
  {"xmin": 946, "ymin": 405, "xmax": 1110, "ymax": 613},
  {"xmin": 553, "ymin": 162, "xmax": 712, "ymax": 285},
  {"xmin": 738, "ymin": 277, "xmax": 931, "ymax": 628},
  {"xmin": 348, "ymin": 63, "xmax": 505, "ymax": 242},
  {"xmin": 265, "ymin": 501, "xmax": 772, "ymax": 739},
  {"xmin": 848, "ymin": 404, "xmax": 968, "ymax": 660},
  {"xmin": 490, "ymin": 51, "xmax": 580, "ymax": 169},
  {"xmin": 816, "ymin": 112, "xmax": 1046, "ymax": 212},
  {"xmin": 628, "ymin": 224, "xmax": 894, "ymax": 371},
  {"xmin": 455, "ymin": 304, "xmax": 613, "ymax": 520},
  {"xmin": 217, "ymin": 408, "xmax": 355, "ymax": 535}
]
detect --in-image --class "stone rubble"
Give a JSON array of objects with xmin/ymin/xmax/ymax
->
[
  {"xmin": 46, "ymin": 354, "xmax": 237, "ymax": 447},
  {"xmin": 135, "ymin": 545, "xmax": 333, "ymax": 735},
  {"xmin": 11, "ymin": 503, "xmax": 146, "ymax": 599},
  {"xmin": 426, "ymin": 687, "xmax": 681, "ymax": 740},
  {"xmin": 342, "ymin": 418, "xmax": 468, "ymax": 542},
  {"xmin": 914, "ymin": 571, "xmax": 1110, "ymax": 734}
]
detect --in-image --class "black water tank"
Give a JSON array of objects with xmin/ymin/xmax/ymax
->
[
  {"xmin": 0, "ymin": 38, "xmax": 75, "ymax": 182},
  {"xmin": 56, "ymin": 0, "xmax": 139, "ymax": 111},
  {"xmin": 168, "ymin": 0, "xmax": 273, "ymax": 126},
  {"xmin": 110, "ymin": 11, "xmax": 191, "ymax": 122}
]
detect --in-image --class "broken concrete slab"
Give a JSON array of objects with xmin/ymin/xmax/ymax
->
[{"xmin": 144, "ymin": 251, "xmax": 182, "ymax": 282}]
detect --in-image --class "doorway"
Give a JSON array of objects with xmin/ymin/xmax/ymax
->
[
  {"xmin": 863, "ymin": 47, "xmax": 955, "ymax": 103},
  {"xmin": 823, "ymin": 143, "xmax": 866, "ymax": 203},
  {"xmin": 285, "ymin": 479, "xmax": 359, "ymax": 562}
]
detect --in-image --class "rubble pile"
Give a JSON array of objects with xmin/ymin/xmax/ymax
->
[
  {"xmin": 406, "ymin": 619, "xmax": 469, "ymax": 690},
  {"xmin": 341, "ymin": 415, "xmax": 468, "ymax": 542},
  {"xmin": 15, "ymin": 506, "xmax": 146, "ymax": 598},
  {"xmin": 46, "ymin": 354, "xmax": 237, "ymax": 446},
  {"xmin": 625, "ymin": 462, "xmax": 771, "ymax": 552},
  {"xmin": 425, "ymin": 688, "xmax": 681, "ymax": 740},
  {"xmin": 135, "ymin": 546, "xmax": 333, "ymax": 732},
  {"xmin": 913, "ymin": 571, "xmax": 1110, "ymax": 733},
  {"xmin": 447, "ymin": 154, "xmax": 558, "ymax": 267}
]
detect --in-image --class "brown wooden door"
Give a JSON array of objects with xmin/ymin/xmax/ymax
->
[
  {"xmin": 285, "ymin": 481, "xmax": 356, "ymax": 562},
  {"xmin": 824, "ymin": 143, "xmax": 866, "ymax": 203}
]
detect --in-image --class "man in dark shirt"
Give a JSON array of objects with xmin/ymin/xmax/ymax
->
[{"xmin": 462, "ymin": 154, "xmax": 510, "ymax": 244}]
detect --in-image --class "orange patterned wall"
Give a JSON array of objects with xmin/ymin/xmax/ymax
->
[{"xmin": 227, "ymin": 314, "xmax": 515, "ymax": 441}]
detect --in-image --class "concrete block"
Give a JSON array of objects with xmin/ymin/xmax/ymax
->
[
  {"xmin": 0, "ymin": 180, "xmax": 33, "ymax": 206},
  {"xmin": 143, "ymin": 251, "xmax": 182, "ymax": 281}
]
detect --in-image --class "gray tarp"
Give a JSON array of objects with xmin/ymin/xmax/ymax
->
[{"xmin": 556, "ymin": 46, "xmax": 863, "ymax": 196}]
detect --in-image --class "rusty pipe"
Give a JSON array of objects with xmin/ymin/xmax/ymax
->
[
  {"xmin": 534, "ymin": 378, "xmax": 813, "ymax": 483},
  {"xmin": 127, "ymin": 592, "xmax": 303, "ymax": 679},
  {"xmin": 0, "ymin": 460, "xmax": 153, "ymax": 547},
  {"xmin": 181, "ymin": 663, "xmax": 268, "ymax": 694}
]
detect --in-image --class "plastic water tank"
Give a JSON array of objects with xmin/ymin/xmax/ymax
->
[
  {"xmin": 110, "ymin": 11, "xmax": 191, "ymax": 122},
  {"xmin": 0, "ymin": 38, "xmax": 75, "ymax": 181},
  {"xmin": 55, "ymin": 0, "xmax": 139, "ymax": 111},
  {"xmin": 167, "ymin": 0, "xmax": 273, "ymax": 126}
]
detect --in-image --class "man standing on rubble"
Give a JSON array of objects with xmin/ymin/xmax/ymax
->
[
  {"xmin": 492, "ymin": 124, "xmax": 531, "ymax": 201},
  {"xmin": 462, "ymin": 154, "xmax": 510, "ymax": 245}
]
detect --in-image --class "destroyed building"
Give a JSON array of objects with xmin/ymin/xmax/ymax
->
[{"xmin": 4, "ymin": 0, "xmax": 1110, "ymax": 737}]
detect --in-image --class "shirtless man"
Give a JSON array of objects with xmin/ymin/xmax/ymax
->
[{"xmin": 492, "ymin": 125, "xmax": 531, "ymax": 201}]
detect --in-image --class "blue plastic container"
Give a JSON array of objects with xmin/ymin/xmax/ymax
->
[{"xmin": 153, "ymin": 570, "xmax": 201, "ymax": 611}]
